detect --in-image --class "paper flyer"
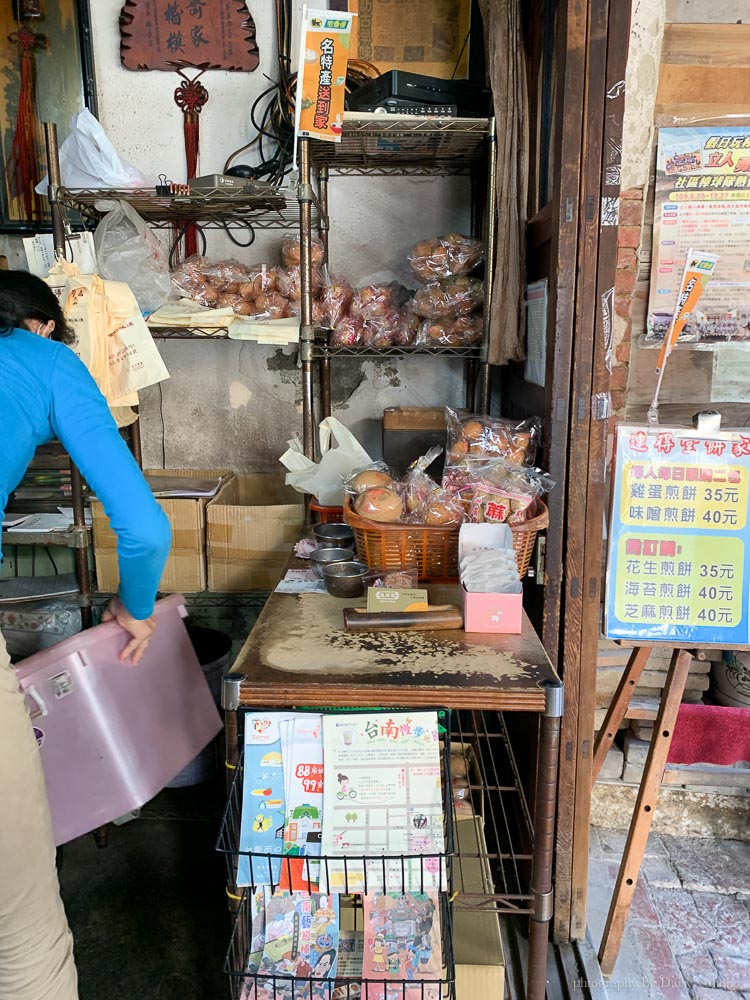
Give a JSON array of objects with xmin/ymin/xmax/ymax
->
[
  {"xmin": 238, "ymin": 713, "xmax": 304, "ymax": 887},
  {"xmin": 278, "ymin": 715, "xmax": 324, "ymax": 892},
  {"xmin": 319, "ymin": 712, "xmax": 446, "ymax": 893},
  {"xmin": 332, "ymin": 930, "xmax": 364, "ymax": 999},
  {"xmin": 362, "ymin": 891, "xmax": 442, "ymax": 1000},
  {"xmin": 254, "ymin": 889, "xmax": 339, "ymax": 1000}
]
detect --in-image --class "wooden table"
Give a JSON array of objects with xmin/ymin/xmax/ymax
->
[{"xmin": 222, "ymin": 581, "xmax": 562, "ymax": 1000}]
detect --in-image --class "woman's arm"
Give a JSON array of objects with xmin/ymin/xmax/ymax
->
[{"xmin": 47, "ymin": 345, "xmax": 171, "ymax": 620}]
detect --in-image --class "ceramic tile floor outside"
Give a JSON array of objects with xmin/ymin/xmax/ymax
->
[
  {"xmin": 59, "ymin": 781, "xmax": 230, "ymax": 999},
  {"xmin": 587, "ymin": 826, "xmax": 750, "ymax": 1000}
]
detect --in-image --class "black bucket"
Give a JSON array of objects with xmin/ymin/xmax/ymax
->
[{"xmin": 166, "ymin": 626, "xmax": 232, "ymax": 787}]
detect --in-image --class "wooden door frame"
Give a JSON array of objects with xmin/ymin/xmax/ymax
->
[{"xmin": 526, "ymin": 0, "xmax": 631, "ymax": 941}]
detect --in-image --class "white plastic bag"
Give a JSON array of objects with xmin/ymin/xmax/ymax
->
[
  {"xmin": 280, "ymin": 417, "xmax": 373, "ymax": 506},
  {"xmin": 36, "ymin": 109, "xmax": 154, "ymax": 193},
  {"xmin": 94, "ymin": 201, "xmax": 171, "ymax": 314}
]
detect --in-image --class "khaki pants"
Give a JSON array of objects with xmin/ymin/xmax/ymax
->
[{"xmin": 0, "ymin": 633, "xmax": 78, "ymax": 1000}]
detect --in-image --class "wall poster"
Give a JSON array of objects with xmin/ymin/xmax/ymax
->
[
  {"xmin": 648, "ymin": 125, "xmax": 750, "ymax": 345},
  {"xmin": 605, "ymin": 424, "xmax": 750, "ymax": 646}
]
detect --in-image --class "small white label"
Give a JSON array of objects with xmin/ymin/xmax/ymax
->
[{"xmin": 48, "ymin": 671, "xmax": 76, "ymax": 700}]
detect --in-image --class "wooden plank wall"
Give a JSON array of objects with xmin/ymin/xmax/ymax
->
[{"xmin": 626, "ymin": 12, "xmax": 750, "ymax": 424}]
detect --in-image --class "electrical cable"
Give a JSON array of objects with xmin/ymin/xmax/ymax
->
[
  {"xmin": 222, "ymin": 2, "xmax": 382, "ymax": 182},
  {"xmin": 451, "ymin": 29, "xmax": 471, "ymax": 80},
  {"xmin": 45, "ymin": 546, "xmax": 58, "ymax": 574},
  {"xmin": 168, "ymin": 222, "xmax": 207, "ymax": 269}
]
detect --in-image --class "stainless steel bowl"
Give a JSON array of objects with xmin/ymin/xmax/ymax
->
[
  {"xmin": 310, "ymin": 546, "xmax": 354, "ymax": 579},
  {"xmin": 312, "ymin": 523, "xmax": 355, "ymax": 549},
  {"xmin": 322, "ymin": 561, "xmax": 370, "ymax": 599}
]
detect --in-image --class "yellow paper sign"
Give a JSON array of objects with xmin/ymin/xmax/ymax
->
[{"xmin": 295, "ymin": 7, "xmax": 355, "ymax": 144}]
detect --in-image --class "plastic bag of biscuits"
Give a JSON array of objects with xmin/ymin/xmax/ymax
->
[
  {"xmin": 409, "ymin": 233, "xmax": 483, "ymax": 282},
  {"xmin": 280, "ymin": 234, "xmax": 325, "ymax": 268},
  {"xmin": 353, "ymin": 484, "xmax": 405, "ymax": 523},
  {"xmin": 318, "ymin": 269, "xmax": 353, "ymax": 328},
  {"xmin": 330, "ymin": 315, "xmax": 364, "ymax": 347},
  {"xmin": 415, "ymin": 313, "xmax": 483, "ymax": 347},
  {"xmin": 407, "ymin": 484, "xmax": 465, "ymax": 526},
  {"xmin": 343, "ymin": 462, "xmax": 396, "ymax": 496},
  {"xmin": 361, "ymin": 307, "xmax": 402, "ymax": 347},
  {"xmin": 412, "ymin": 276, "xmax": 484, "ymax": 320},
  {"xmin": 444, "ymin": 407, "xmax": 541, "ymax": 469}
]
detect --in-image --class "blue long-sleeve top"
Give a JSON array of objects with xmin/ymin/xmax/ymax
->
[{"xmin": 0, "ymin": 328, "xmax": 171, "ymax": 619}]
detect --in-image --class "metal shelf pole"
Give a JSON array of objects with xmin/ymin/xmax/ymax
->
[
  {"xmin": 43, "ymin": 123, "xmax": 66, "ymax": 257},
  {"xmin": 44, "ymin": 122, "xmax": 93, "ymax": 629},
  {"xmin": 527, "ymin": 680, "xmax": 564, "ymax": 1000},
  {"xmin": 318, "ymin": 164, "xmax": 332, "ymax": 420},
  {"xmin": 298, "ymin": 139, "xmax": 316, "ymax": 459}
]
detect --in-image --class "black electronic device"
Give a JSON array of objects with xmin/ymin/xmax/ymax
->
[{"xmin": 347, "ymin": 71, "xmax": 491, "ymax": 119}]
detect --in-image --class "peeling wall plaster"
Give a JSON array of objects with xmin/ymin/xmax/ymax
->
[{"xmin": 620, "ymin": 0, "xmax": 666, "ymax": 193}]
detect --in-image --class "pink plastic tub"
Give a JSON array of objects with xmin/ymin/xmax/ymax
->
[{"xmin": 14, "ymin": 594, "xmax": 223, "ymax": 846}]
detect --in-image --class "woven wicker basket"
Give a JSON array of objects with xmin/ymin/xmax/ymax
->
[
  {"xmin": 344, "ymin": 498, "xmax": 548, "ymax": 581},
  {"xmin": 309, "ymin": 502, "xmax": 344, "ymax": 524}
]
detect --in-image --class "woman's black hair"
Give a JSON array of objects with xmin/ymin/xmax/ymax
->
[{"xmin": 0, "ymin": 269, "xmax": 74, "ymax": 344}]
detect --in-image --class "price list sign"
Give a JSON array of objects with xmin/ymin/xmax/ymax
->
[{"xmin": 605, "ymin": 424, "xmax": 750, "ymax": 645}]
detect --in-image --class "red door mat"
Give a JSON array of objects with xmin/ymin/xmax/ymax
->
[{"xmin": 667, "ymin": 703, "xmax": 750, "ymax": 766}]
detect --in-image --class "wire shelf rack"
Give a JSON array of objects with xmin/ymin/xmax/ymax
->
[
  {"xmin": 449, "ymin": 711, "xmax": 534, "ymax": 915},
  {"xmin": 309, "ymin": 116, "xmax": 493, "ymax": 176},
  {"xmin": 311, "ymin": 342, "xmax": 483, "ymax": 360},
  {"xmin": 57, "ymin": 186, "xmax": 314, "ymax": 230},
  {"xmin": 147, "ymin": 324, "xmax": 231, "ymax": 340},
  {"xmin": 225, "ymin": 889, "xmax": 456, "ymax": 1000},
  {"xmin": 217, "ymin": 709, "xmax": 455, "ymax": 898}
]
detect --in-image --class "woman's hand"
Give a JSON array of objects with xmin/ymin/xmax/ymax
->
[{"xmin": 102, "ymin": 597, "xmax": 156, "ymax": 665}]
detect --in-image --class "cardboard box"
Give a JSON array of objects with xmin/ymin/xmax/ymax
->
[
  {"xmin": 453, "ymin": 817, "xmax": 506, "ymax": 1000},
  {"xmin": 461, "ymin": 583, "xmax": 523, "ymax": 635},
  {"xmin": 459, "ymin": 525, "xmax": 523, "ymax": 634},
  {"xmin": 347, "ymin": 0, "xmax": 472, "ymax": 79},
  {"xmin": 91, "ymin": 468, "xmax": 229, "ymax": 594},
  {"xmin": 207, "ymin": 474, "xmax": 305, "ymax": 591}
]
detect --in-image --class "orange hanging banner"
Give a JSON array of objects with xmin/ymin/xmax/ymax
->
[
  {"xmin": 655, "ymin": 249, "xmax": 719, "ymax": 375},
  {"xmin": 294, "ymin": 6, "xmax": 355, "ymax": 144}
]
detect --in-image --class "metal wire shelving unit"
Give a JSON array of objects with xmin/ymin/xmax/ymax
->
[
  {"xmin": 56, "ymin": 185, "xmax": 312, "ymax": 231},
  {"xmin": 309, "ymin": 114, "xmax": 491, "ymax": 176},
  {"xmin": 225, "ymin": 889, "xmax": 457, "ymax": 1000},
  {"xmin": 449, "ymin": 711, "xmax": 535, "ymax": 916},
  {"xmin": 296, "ymin": 115, "xmax": 497, "ymax": 459}
]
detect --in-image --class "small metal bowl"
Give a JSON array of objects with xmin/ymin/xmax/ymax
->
[
  {"xmin": 322, "ymin": 561, "xmax": 370, "ymax": 599},
  {"xmin": 312, "ymin": 522, "xmax": 355, "ymax": 549},
  {"xmin": 310, "ymin": 546, "xmax": 354, "ymax": 579}
]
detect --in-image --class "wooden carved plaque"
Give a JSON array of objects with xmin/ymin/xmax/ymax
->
[{"xmin": 120, "ymin": 0, "xmax": 259, "ymax": 72}]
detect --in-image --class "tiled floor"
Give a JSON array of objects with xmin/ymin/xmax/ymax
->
[{"xmin": 587, "ymin": 827, "xmax": 750, "ymax": 1000}]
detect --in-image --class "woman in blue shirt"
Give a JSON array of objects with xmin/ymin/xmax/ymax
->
[{"xmin": 0, "ymin": 270, "xmax": 171, "ymax": 999}]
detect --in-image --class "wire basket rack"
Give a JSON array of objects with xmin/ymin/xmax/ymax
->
[
  {"xmin": 217, "ymin": 709, "xmax": 456, "ymax": 898},
  {"xmin": 224, "ymin": 889, "xmax": 456, "ymax": 1000}
]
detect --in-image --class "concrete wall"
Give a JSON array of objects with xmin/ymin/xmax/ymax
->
[{"xmin": 87, "ymin": 0, "xmax": 469, "ymax": 468}]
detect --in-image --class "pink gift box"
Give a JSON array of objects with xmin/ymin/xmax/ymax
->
[{"xmin": 461, "ymin": 583, "xmax": 523, "ymax": 634}]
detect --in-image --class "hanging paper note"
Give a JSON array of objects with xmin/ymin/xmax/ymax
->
[{"xmin": 294, "ymin": 7, "xmax": 355, "ymax": 145}]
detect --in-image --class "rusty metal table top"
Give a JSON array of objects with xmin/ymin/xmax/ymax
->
[{"xmin": 232, "ymin": 582, "xmax": 559, "ymax": 712}]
